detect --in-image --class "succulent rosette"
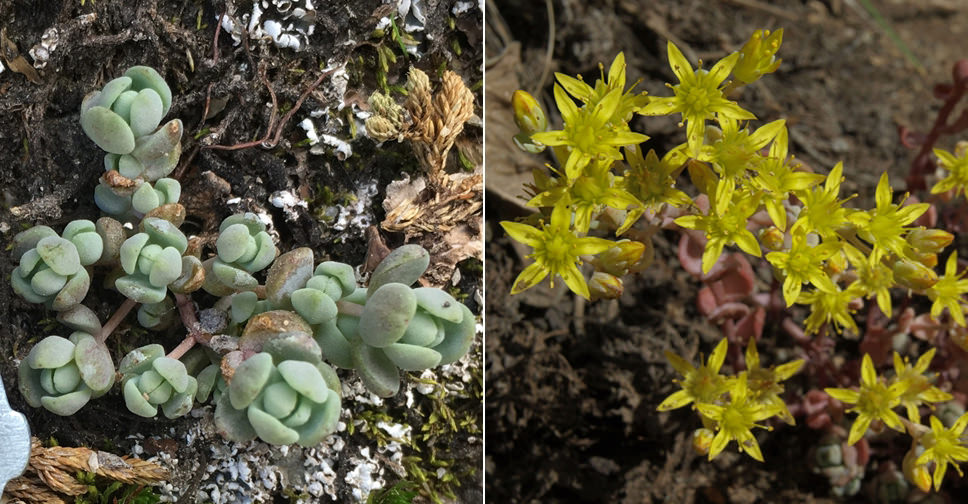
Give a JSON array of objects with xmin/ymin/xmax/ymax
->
[
  {"xmin": 203, "ymin": 213, "xmax": 277, "ymax": 295},
  {"xmin": 214, "ymin": 352, "xmax": 342, "ymax": 446},
  {"xmin": 115, "ymin": 217, "xmax": 189, "ymax": 303},
  {"xmin": 119, "ymin": 344, "xmax": 198, "ymax": 419},
  {"xmin": 18, "ymin": 332, "xmax": 115, "ymax": 416},
  {"xmin": 80, "ymin": 66, "xmax": 181, "ymax": 181},
  {"xmin": 10, "ymin": 221, "xmax": 104, "ymax": 311},
  {"xmin": 315, "ymin": 245, "xmax": 476, "ymax": 397}
]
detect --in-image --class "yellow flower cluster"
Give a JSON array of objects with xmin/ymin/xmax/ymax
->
[
  {"xmin": 825, "ymin": 351, "xmax": 962, "ymax": 492},
  {"xmin": 502, "ymin": 30, "xmax": 968, "ymax": 335},
  {"xmin": 658, "ymin": 339, "xmax": 803, "ymax": 462}
]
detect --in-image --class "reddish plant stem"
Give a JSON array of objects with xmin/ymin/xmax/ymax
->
[
  {"xmin": 166, "ymin": 293, "xmax": 207, "ymax": 360},
  {"xmin": 203, "ymin": 67, "xmax": 337, "ymax": 151},
  {"xmin": 212, "ymin": 11, "xmax": 226, "ymax": 64},
  {"xmin": 166, "ymin": 333, "xmax": 197, "ymax": 361},
  {"xmin": 96, "ymin": 298, "xmax": 138, "ymax": 345},
  {"xmin": 905, "ymin": 62, "xmax": 968, "ymax": 191}
]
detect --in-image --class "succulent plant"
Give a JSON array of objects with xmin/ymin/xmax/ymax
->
[
  {"xmin": 10, "ymin": 221, "xmax": 105, "ymax": 311},
  {"xmin": 119, "ymin": 344, "xmax": 198, "ymax": 419},
  {"xmin": 18, "ymin": 332, "xmax": 115, "ymax": 415},
  {"xmin": 116, "ymin": 217, "xmax": 188, "ymax": 303},
  {"xmin": 203, "ymin": 213, "xmax": 277, "ymax": 295},
  {"xmin": 214, "ymin": 352, "xmax": 341, "ymax": 446},
  {"xmin": 80, "ymin": 66, "xmax": 181, "ymax": 181},
  {"xmin": 314, "ymin": 246, "xmax": 475, "ymax": 397},
  {"xmin": 94, "ymin": 177, "xmax": 181, "ymax": 219}
]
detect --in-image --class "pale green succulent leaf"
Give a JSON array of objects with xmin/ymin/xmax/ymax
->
[
  {"xmin": 37, "ymin": 236, "xmax": 81, "ymax": 276},
  {"xmin": 359, "ymin": 283, "xmax": 416, "ymax": 348},
  {"xmin": 383, "ymin": 343, "xmax": 442, "ymax": 371},
  {"xmin": 368, "ymin": 244, "xmax": 429, "ymax": 295},
  {"xmin": 81, "ymin": 106, "xmax": 136, "ymax": 154},
  {"xmin": 229, "ymin": 352, "xmax": 274, "ymax": 409},
  {"xmin": 277, "ymin": 360, "xmax": 329, "ymax": 403}
]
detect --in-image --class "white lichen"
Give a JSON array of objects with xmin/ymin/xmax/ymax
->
[{"xmin": 269, "ymin": 189, "xmax": 309, "ymax": 221}]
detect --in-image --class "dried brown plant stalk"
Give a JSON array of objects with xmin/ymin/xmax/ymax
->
[
  {"xmin": 3, "ymin": 438, "xmax": 169, "ymax": 503},
  {"xmin": 404, "ymin": 68, "xmax": 476, "ymax": 187}
]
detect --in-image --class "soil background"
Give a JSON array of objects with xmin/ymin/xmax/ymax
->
[
  {"xmin": 0, "ymin": 0, "xmax": 483, "ymax": 502},
  {"xmin": 485, "ymin": 0, "xmax": 968, "ymax": 502}
]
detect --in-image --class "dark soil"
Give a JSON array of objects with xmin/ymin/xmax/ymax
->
[
  {"xmin": 485, "ymin": 0, "xmax": 968, "ymax": 502},
  {"xmin": 0, "ymin": 0, "xmax": 483, "ymax": 501}
]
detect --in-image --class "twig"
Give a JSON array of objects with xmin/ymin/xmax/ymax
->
[
  {"xmin": 212, "ymin": 10, "xmax": 226, "ymax": 64},
  {"xmin": 203, "ymin": 66, "xmax": 335, "ymax": 151}
]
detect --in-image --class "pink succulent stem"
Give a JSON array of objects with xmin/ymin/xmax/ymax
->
[
  {"xmin": 95, "ymin": 298, "xmax": 138, "ymax": 345},
  {"xmin": 166, "ymin": 293, "xmax": 204, "ymax": 360}
]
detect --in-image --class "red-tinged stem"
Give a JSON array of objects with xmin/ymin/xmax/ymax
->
[
  {"xmin": 96, "ymin": 298, "xmax": 138, "ymax": 345},
  {"xmin": 336, "ymin": 300, "xmax": 364, "ymax": 318},
  {"xmin": 166, "ymin": 334, "xmax": 197, "ymax": 360},
  {"xmin": 166, "ymin": 293, "xmax": 208, "ymax": 360},
  {"xmin": 907, "ymin": 64, "xmax": 968, "ymax": 191}
]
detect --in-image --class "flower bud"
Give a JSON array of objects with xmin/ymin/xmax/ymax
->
[
  {"xmin": 908, "ymin": 463, "xmax": 932, "ymax": 494},
  {"xmin": 759, "ymin": 226, "xmax": 786, "ymax": 252},
  {"xmin": 511, "ymin": 90, "xmax": 547, "ymax": 135},
  {"xmin": 907, "ymin": 229, "xmax": 953, "ymax": 254},
  {"xmin": 692, "ymin": 428, "xmax": 714, "ymax": 456},
  {"xmin": 595, "ymin": 240, "xmax": 649, "ymax": 276},
  {"xmin": 892, "ymin": 259, "xmax": 939, "ymax": 291},
  {"xmin": 588, "ymin": 271, "xmax": 623, "ymax": 301},
  {"xmin": 733, "ymin": 29, "xmax": 783, "ymax": 85},
  {"xmin": 823, "ymin": 251, "xmax": 848, "ymax": 276},
  {"xmin": 909, "ymin": 250, "xmax": 938, "ymax": 269}
]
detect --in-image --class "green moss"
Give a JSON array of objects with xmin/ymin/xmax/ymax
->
[
  {"xmin": 73, "ymin": 471, "xmax": 162, "ymax": 504},
  {"xmin": 367, "ymin": 481, "xmax": 418, "ymax": 504}
]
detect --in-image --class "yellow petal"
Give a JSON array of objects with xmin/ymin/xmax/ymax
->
[
  {"xmin": 665, "ymin": 350, "xmax": 696, "ymax": 376},
  {"xmin": 861, "ymin": 354, "xmax": 877, "ymax": 387},
  {"xmin": 708, "ymin": 339, "xmax": 728, "ymax": 373},
  {"xmin": 774, "ymin": 359, "xmax": 804, "ymax": 381},
  {"xmin": 510, "ymin": 262, "xmax": 549, "ymax": 294},
  {"xmin": 708, "ymin": 429, "xmax": 729, "ymax": 460},
  {"xmin": 748, "ymin": 119, "xmax": 785, "ymax": 150},
  {"xmin": 883, "ymin": 409, "xmax": 905, "ymax": 432},
  {"xmin": 573, "ymin": 236, "xmax": 615, "ymax": 256},
  {"xmin": 553, "ymin": 83, "xmax": 579, "ymax": 124},
  {"xmin": 734, "ymin": 230, "xmax": 762, "ymax": 257},
  {"xmin": 875, "ymin": 172, "xmax": 892, "ymax": 209},
  {"xmin": 638, "ymin": 97, "xmax": 678, "ymax": 116},
  {"xmin": 933, "ymin": 460, "xmax": 948, "ymax": 492},
  {"xmin": 701, "ymin": 238, "xmax": 725, "ymax": 274},
  {"xmin": 559, "ymin": 262, "xmax": 590, "ymax": 299},
  {"xmin": 741, "ymin": 435, "xmax": 765, "ymax": 462},
  {"xmin": 824, "ymin": 387, "xmax": 860, "ymax": 404},
  {"xmin": 666, "ymin": 40, "xmax": 693, "ymax": 82},
  {"xmin": 847, "ymin": 414, "xmax": 872, "ymax": 445},
  {"xmin": 745, "ymin": 339, "xmax": 760, "ymax": 370},
  {"xmin": 685, "ymin": 116, "xmax": 706, "ymax": 158},
  {"xmin": 555, "ymin": 72, "xmax": 592, "ymax": 102},
  {"xmin": 952, "ymin": 412, "xmax": 968, "ymax": 435},
  {"xmin": 657, "ymin": 389, "xmax": 693, "ymax": 411},
  {"xmin": 781, "ymin": 276, "xmax": 802, "ymax": 308},
  {"xmin": 708, "ymin": 51, "xmax": 739, "ymax": 86},
  {"xmin": 608, "ymin": 52, "xmax": 627, "ymax": 89},
  {"xmin": 915, "ymin": 348, "xmax": 937, "ymax": 373},
  {"xmin": 501, "ymin": 220, "xmax": 543, "ymax": 248}
]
